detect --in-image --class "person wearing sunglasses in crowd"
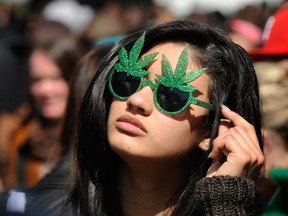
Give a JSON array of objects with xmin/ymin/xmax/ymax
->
[{"xmin": 67, "ymin": 20, "xmax": 268, "ymax": 216}]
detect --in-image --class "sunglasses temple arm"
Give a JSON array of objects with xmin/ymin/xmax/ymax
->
[{"xmin": 195, "ymin": 99, "xmax": 215, "ymax": 111}]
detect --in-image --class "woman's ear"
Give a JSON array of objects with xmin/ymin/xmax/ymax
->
[{"xmin": 198, "ymin": 138, "xmax": 210, "ymax": 151}]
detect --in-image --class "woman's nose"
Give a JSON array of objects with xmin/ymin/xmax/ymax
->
[
  {"xmin": 31, "ymin": 79, "xmax": 54, "ymax": 97},
  {"xmin": 126, "ymin": 86, "xmax": 153, "ymax": 115}
]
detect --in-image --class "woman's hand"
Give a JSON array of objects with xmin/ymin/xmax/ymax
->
[{"xmin": 206, "ymin": 105, "xmax": 264, "ymax": 179}]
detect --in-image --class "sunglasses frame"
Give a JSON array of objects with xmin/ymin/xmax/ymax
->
[
  {"xmin": 108, "ymin": 70, "xmax": 214, "ymax": 115},
  {"xmin": 107, "ymin": 32, "xmax": 214, "ymax": 115}
]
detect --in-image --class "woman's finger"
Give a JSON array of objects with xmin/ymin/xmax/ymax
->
[
  {"xmin": 207, "ymin": 106, "xmax": 265, "ymax": 177},
  {"xmin": 211, "ymin": 127, "xmax": 262, "ymax": 165},
  {"xmin": 221, "ymin": 105, "xmax": 259, "ymax": 147}
]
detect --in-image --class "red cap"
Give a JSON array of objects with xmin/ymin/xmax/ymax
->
[{"xmin": 249, "ymin": 7, "xmax": 288, "ymax": 60}]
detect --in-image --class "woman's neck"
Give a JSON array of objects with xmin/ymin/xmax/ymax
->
[{"xmin": 119, "ymin": 159, "xmax": 189, "ymax": 216}]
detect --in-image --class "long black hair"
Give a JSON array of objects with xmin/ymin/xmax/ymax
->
[{"xmin": 69, "ymin": 19, "xmax": 263, "ymax": 215}]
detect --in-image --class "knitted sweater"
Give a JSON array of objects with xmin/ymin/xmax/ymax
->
[{"xmin": 194, "ymin": 176, "xmax": 264, "ymax": 216}]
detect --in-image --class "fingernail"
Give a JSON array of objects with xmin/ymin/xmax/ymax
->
[
  {"xmin": 222, "ymin": 149, "xmax": 229, "ymax": 156},
  {"xmin": 220, "ymin": 118, "xmax": 231, "ymax": 123},
  {"xmin": 207, "ymin": 152, "xmax": 212, "ymax": 158},
  {"xmin": 221, "ymin": 104, "xmax": 230, "ymax": 110}
]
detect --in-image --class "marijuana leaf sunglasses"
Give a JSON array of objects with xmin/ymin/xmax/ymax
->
[{"xmin": 108, "ymin": 33, "xmax": 214, "ymax": 115}]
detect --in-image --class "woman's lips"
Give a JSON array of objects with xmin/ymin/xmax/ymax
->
[{"xmin": 115, "ymin": 115, "xmax": 147, "ymax": 136}]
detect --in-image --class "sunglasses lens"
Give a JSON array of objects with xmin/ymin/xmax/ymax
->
[
  {"xmin": 157, "ymin": 85, "xmax": 189, "ymax": 113},
  {"xmin": 111, "ymin": 72, "xmax": 141, "ymax": 98}
]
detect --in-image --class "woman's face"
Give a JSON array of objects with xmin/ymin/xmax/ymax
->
[
  {"xmin": 107, "ymin": 42, "xmax": 211, "ymax": 163},
  {"xmin": 29, "ymin": 51, "xmax": 69, "ymax": 121}
]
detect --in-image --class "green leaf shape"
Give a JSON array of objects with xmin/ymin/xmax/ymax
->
[
  {"xmin": 114, "ymin": 32, "xmax": 157, "ymax": 78},
  {"xmin": 129, "ymin": 33, "xmax": 145, "ymax": 66},
  {"xmin": 161, "ymin": 54, "xmax": 174, "ymax": 82},
  {"xmin": 118, "ymin": 47, "xmax": 129, "ymax": 68},
  {"xmin": 134, "ymin": 53, "xmax": 158, "ymax": 70},
  {"xmin": 157, "ymin": 46, "xmax": 207, "ymax": 93},
  {"xmin": 183, "ymin": 68, "xmax": 207, "ymax": 83},
  {"xmin": 174, "ymin": 46, "xmax": 189, "ymax": 81}
]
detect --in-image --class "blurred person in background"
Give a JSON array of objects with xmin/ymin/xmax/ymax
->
[
  {"xmin": 0, "ymin": 43, "xmax": 114, "ymax": 216},
  {"xmin": 0, "ymin": 17, "xmax": 73, "ymax": 190},
  {"xmin": 0, "ymin": 37, "xmax": 83, "ymax": 190},
  {"xmin": 0, "ymin": 0, "xmax": 92, "ymax": 190}
]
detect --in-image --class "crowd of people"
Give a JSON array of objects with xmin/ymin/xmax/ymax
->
[{"xmin": 0, "ymin": 0, "xmax": 288, "ymax": 215}]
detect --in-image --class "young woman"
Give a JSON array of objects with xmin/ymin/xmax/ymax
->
[
  {"xmin": 0, "ymin": 44, "xmax": 114, "ymax": 216},
  {"xmin": 69, "ymin": 20, "xmax": 266, "ymax": 215}
]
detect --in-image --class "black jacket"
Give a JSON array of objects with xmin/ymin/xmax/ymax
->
[{"xmin": 0, "ymin": 154, "xmax": 72, "ymax": 216}]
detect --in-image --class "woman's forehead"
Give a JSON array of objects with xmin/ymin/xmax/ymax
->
[
  {"xmin": 143, "ymin": 42, "xmax": 185, "ymax": 60},
  {"xmin": 143, "ymin": 42, "xmax": 199, "ymax": 76}
]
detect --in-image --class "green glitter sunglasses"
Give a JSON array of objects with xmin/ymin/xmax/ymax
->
[{"xmin": 108, "ymin": 33, "xmax": 214, "ymax": 115}]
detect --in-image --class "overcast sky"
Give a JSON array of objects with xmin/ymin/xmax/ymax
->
[{"xmin": 154, "ymin": 0, "xmax": 283, "ymax": 17}]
